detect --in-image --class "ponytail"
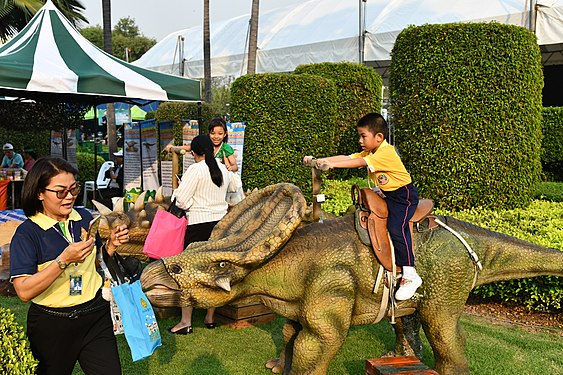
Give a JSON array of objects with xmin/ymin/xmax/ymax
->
[{"xmin": 190, "ymin": 135, "xmax": 223, "ymax": 187}]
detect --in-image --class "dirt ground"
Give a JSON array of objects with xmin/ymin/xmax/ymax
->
[{"xmin": 0, "ymin": 221, "xmax": 560, "ymax": 335}]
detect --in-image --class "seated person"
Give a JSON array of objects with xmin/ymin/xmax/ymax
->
[
  {"xmin": 23, "ymin": 147, "xmax": 37, "ymax": 171},
  {"xmin": 98, "ymin": 150, "xmax": 124, "ymax": 208},
  {"xmin": 2, "ymin": 143, "xmax": 24, "ymax": 169}
]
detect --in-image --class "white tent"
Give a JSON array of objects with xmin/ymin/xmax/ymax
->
[{"xmin": 134, "ymin": 0, "xmax": 563, "ymax": 80}]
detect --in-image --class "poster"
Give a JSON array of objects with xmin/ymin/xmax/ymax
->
[
  {"xmin": 123, "ymin": 121, "xmax": 142, "ymax": 202},
  {"xmin": 140, "ymin": 119, "xmax": 159, "ymax": 192},
  {"xmin": 182, "ymin": 120, "xmax": 199, "ymax": 174},
  {"xmin": 226, "ymin": 122, "xmax": 245, "ymax": 176},
  {"xmin": 50, "ymin": 129, "xmax": 78, "ymax": 169},
  {"xmin": 159, "ymin": 121, "xmax": 175, "ymax": 196}
]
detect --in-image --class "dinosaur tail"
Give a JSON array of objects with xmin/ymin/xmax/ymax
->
[{"xmin": 444, "ymin": 217, "xmax": 563, "ymax": 287}]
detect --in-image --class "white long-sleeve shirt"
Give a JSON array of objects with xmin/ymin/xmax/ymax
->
[{"xmin": 172, "ymin": 160, "xmax": 241, "ymax": 225}]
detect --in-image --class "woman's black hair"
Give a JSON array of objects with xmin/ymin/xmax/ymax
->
[
  {"xmin": 21, "ymin": 157, "xmax": 79, "ymax": 217},
  {"xmin": 208, "ymin": 117, "xmax": 229, "ymax": 143},
  {"xmin": 190, "ymin": 135, "xmax": 223, "ymax": 188}
]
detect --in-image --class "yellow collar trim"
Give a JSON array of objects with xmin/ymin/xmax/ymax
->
[{"xmin": 30, "ymin": 209, "xmax": 83, "ymax": 231}]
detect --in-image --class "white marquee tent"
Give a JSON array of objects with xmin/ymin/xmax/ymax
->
[{"xmin": 134, "ymin": 0, "xmax": 563, "ymax": 80}]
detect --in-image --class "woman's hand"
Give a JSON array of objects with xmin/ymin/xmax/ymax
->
[
  {"xmin": 106, "ymin": 224, "xmax": 130, "ymax": 256},
  {"xmin": 58, "ymin": 238, "xmax": 95, "ymax": 264}
]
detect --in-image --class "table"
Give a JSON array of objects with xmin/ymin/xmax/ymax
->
[{"xmin": 9, "ymin": 179, "xmax": 24, "ymax": 210}]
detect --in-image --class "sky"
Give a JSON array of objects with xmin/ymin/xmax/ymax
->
[{"xmin": 80, "ymin": 0, "xmax": 304, "ymax": 42}]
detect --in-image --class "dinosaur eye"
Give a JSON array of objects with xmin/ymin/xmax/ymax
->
[
  {"xmin": 169, "ymin": 264, "xmax": 182, "ymax": 274},
  {"xmin": 219, "ymin": 262, "xmax": 226, "ymax": 268}
]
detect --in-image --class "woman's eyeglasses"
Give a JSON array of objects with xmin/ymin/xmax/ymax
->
[{"xmin": 45, "ymin": 184, "xmax": 81, "ymax": 199}]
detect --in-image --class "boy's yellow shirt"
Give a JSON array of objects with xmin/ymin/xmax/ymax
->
[{"xmin": 350, "ymin": 140, "xmax": 412, "ymax": 191}]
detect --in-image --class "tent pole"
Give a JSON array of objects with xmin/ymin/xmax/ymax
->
[
  {"xmin": 62, "ymin": 126, "xmax": 68, "ymax": 160},
  {"xmin": 359, "ymin": 0, "xmax": 367, "ymax": 64}
]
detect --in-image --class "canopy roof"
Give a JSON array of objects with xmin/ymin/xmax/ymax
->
[
  {"xmin": 0, "ymin": 0, "xmax": 201, "ymax": 104},
  {"xmin": 135, "ymin": 0, "xmax": 563, "ymax": 80}
]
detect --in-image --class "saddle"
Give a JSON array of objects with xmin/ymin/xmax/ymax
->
[{"xmin": 352, "ymin": 184, "xmax": 435, "ymax": 272}]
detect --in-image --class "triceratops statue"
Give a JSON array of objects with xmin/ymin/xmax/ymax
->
[{"xmin": 96, "ymin": 184, "xmax": 562, "ymax": 375}]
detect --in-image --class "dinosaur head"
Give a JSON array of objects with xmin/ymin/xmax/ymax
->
[
  {"xmin": 93, "ymin": 187, "xmax": 172, "ymax": 260},
  {"xmin": 141, "ymin": 183, "xmax": 306, "ymax": 308}
]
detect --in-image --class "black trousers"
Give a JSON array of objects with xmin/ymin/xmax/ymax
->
[
  {"xmin": 385, "ymin": 183, "xmax": 419, "ymax": 267},
  {"xmin": 184, "ymin": 221, "xmax": 219, "ymax": 248},
  {"xmin": 27, "ymin": 292, "xmax": 121, "ymax": 375}
]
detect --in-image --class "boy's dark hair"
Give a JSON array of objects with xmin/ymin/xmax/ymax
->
[
  {"xmin": 21, "ymin": 157, "xmax": 78, "ymax": 217},
  {"xmin": 208, "ymin": 117, "xmax": 229, "ymax": 143},
  {"xmin": 357, "ymin": 113, "xmax": 388, "ymax": 138}
]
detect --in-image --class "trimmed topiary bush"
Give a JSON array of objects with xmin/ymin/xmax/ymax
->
[
  {"xmin": 230, "ymin": 73, "xmax": 338, "ymax": 197},
  {"xmin": 0, "ymin": 307, "xmax": 38, "ymax": 374},
  {"xmin": 390, "ymin": 23, "xmax": 544, "ymax": 210},
  {"xmin": 294, "ymin": 62, "xmax": 382, "ymax": 179},
  {"xmin": 155, "ymin": 102, "xmax": 218, "ymax": 145},
  {"xmin": 541, "ymin": 107, "xmax": 563, "ymax": 181}
]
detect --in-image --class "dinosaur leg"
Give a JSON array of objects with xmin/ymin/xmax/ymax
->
[
  {"xmin": 265, "ymin": 319, "xmax": 301, "ymax": 374},
  {"xmin": 391, "ymin": 312, "xmax": 423, "ymax": 358},
  {"xmin": 288, "ymin": 272, "xmax": 355, "ymax": 375},
  {"xmin": 419, "ymin": 305, "xmax": 468, "ymax": 375}
]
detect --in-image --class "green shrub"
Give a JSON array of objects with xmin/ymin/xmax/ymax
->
[
  {"xmin": 155, "ymin": 102, "xmax": 219, "ymax": 145},
  {"xmin": 436, "ymin": 200, "xmax": 563, "ymax": 312},
  {"xmin": 321, "ymin": 177, "xmax": 370, "ymax": 216},
  {"xmin": 535, "ymin": 181, "xmax": 563, "ymax": 202},
  {"xmin": 390, "ymin": 23, "xmax": 543, "ymax": 210},
  {"xmin": 541, "ymin": 107, "xmax": 563, "ymax": 181},
  {"xmin": 0, "ymin": 307, "xmax": 38, "ymax": 374},
  {"xmin": 294, "ymin": 62, "xmax": 382, "ymax": 179},
  {"xmin": 76, "ymin": 152, "xmax": 106, "ymax": 188},
  {"xmin": 230, "ymin": 73, "xmax": 338, "ymax": 198}
]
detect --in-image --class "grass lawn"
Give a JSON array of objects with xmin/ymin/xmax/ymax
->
[{"xmin": 1, "ymin": 296, "xmax": 561, "ymax": 374}]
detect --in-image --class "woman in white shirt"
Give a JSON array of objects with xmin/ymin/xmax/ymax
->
[{"xmin": 169, "ymin": 135, "xmax": 240, "ymax": 334}]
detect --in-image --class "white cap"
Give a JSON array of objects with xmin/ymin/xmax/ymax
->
[
  {"xmin": 113, "ymin": 149, "xmax": 123, "ymax": 157},
  {"xmin": 3, "ymin": 143, "xmax": 14, "ymax": 150}
]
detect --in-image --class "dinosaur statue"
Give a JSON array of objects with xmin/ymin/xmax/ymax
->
[{"xmin": 103, "ymin": 183, "xmax": 562, "ymax": 375}]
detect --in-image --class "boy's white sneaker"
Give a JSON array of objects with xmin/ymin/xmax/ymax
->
[{"xmin": 395, "ymin": 273, "xmax": 422, "ymax": 301}]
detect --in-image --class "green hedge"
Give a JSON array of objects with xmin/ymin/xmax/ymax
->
[
  {"xmin": 436, "ymin": 200, "xmax": 563, "ymax": 312},
  {"xmin": 390, "ymin": 23, "xmax": 544, "ymax": 210},
  {"xmin": 294, "ymin": 62, "xmax": 382, "ymax": 179},
  {"xmin": 230, "ymin": 73, "xmax": 338, "ymax": 197},
  {"xmin": 0, "ymin": 128, "xmax": 50, "ymax": 158},
  {"xmin": 541, "ymin": 107, "xmax": 563, "ymax": 181},
  {"xmin": 0, "ymin": 307, "xmax": 38, "ymax": 374},
  {"xmin": 155, "ymin": 102, "xmax": 218, "ymax": 146}
]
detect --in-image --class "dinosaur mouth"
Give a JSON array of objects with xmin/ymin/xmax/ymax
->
[{"xmin": 141, "ymin": 260, "xmax": 183, "ymax": 307}]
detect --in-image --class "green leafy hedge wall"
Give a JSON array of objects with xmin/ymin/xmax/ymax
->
[
  {"xmin": 294, "ymin": 62, "xmax": 382, "ymax": 179},
  {"xmin": 390, "ymin": 23, "xmax": 544, "ymax": 210},
  {"xmin": 230, "ymin": 73, "xmax": 338, "ymax": 197},
  {"xmin": 541, "ymin": 107, "xmax": 563, "ymax": 181}
]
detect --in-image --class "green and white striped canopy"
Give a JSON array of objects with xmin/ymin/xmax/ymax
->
[{"xmin": 0, "ymin": 0, "xmax": 201, "ymax": 103}]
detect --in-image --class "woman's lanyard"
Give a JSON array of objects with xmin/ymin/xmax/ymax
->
[{"xmin": 53, "ymin": 221, "xmax": 83, "ymax": 295}]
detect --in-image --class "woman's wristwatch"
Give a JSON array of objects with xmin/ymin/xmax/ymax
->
[{"xmin": 55, "ymin": 256, "xmax": 68, "ymax": 270}]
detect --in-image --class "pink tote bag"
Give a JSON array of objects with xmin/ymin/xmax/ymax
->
[{"xmin": 143, "ymin": 210, "xmax": 187, "ymax": 259}]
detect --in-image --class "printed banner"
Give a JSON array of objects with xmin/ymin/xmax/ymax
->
[
  {"xmin": 50, "ymin": 129, "xmax": 78, "ymax": 169},
  {"xmin": 123, "ymin": 122, "xmax": 142, "ymax": 201},
  {"xmin": 159, "ymin": 121, "xmax": 174, "ymax": 196},
  {"xmin": 227, "ymin": 122, "xmax": 245, "ymax": 176},
  {"xmin": 140, "ymin": 119, "xmax": 159, "ymax": 192},
  {"xmin": 182, "ymin": 120, "xmax": 199, "ymax": 174}
]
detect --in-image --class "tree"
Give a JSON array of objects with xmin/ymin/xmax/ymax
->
[
  {"xmin": 80, "ymin": 18, "xmax": 156, "ymax": 62},
  {"xmin": 102, "ymin": 0, "xmax": 117, "ymax": 156},
  {"xmin": 203, "ymin": 0, "xmax": 211, "ymax": 103},
  {"xmin": 247, "ymin": 0, "xmax": 260, "ymax": 74},
  {"xmin": 0, "ymin": 0, "xmax": 87, "ymax": 42}
]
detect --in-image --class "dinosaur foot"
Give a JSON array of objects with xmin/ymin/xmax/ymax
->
[{"xmin": 265, "ymin": 358, "xmax": 284, "ymax": 374}]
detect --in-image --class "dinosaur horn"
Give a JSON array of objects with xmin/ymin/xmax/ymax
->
[
  {"xmin": 113, "ymin": 197, "xmax": 125, "ymax": 213},
  {"xmin": 215, "ymin": 276, "xmax": 231, "ymax": 292},
  {"xmin": 92, "ymin": 200, "xmax": 113, "ymax": 215},
  {"xmin": 155, "ymin": 186, "xmax": 164, "ymax": 203},
  {"xmin": 134, "ymin": 191, "xmax": 147, "ymax": 211}
]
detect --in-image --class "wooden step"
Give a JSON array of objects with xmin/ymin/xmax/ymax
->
[
  {"xmin": 215, "ymin": 301, "xmax": 276, "ymax": 328},
  {"xmin": 366, "ymin": 356, "xmax": 438, "ymax": 375}
]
